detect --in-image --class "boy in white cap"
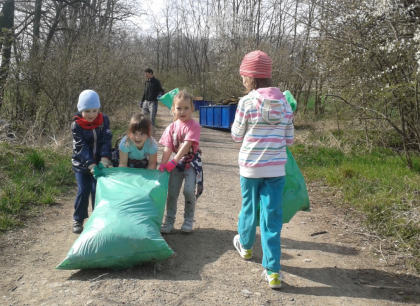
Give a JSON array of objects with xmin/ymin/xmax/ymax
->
[
  {"xmin": 71, "ymin": 89, "xmax": 113, "ymax": 234},
  {"xmin": 231, "ymin": 50, "xmax": 294, "ymax": 289}
]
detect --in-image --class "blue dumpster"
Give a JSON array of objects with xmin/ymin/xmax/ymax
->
[
  {"xmin": 193, "ymin": 100, "xmax": 211, "ymax": 111},
  {"xmin": 199, "ymin": 105, "xmax": 237, "ymax": 129}
]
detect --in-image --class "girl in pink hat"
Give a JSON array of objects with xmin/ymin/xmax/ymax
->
[{"xmin": 231, "ymin": 50, "xmax": 294, "ymax": 289}]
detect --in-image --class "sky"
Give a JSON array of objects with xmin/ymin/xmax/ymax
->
[{"xmin": 128, "ymin": 0, "xmax": 166, "ymax": 33}]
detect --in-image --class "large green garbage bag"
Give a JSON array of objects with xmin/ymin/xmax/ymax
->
[
  {"xmin": 57, "ymin": 168, "xmax": 173, "ymax": 270},
  {"xmin": 282, "ymin": 147, "xmax": 310, "ymax": 223},
  {"xmin": 158, "ymin": 88, "xmax": 179, "ymax": 109}
]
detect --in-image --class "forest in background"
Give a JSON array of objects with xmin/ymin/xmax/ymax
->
[{"xmin": 0, "ymin": 0, "xmax": 419, "ymax": 166}]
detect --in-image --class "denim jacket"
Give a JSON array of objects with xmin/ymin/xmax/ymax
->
[{"xmin": 71, "ymin": 113, "xmax": 112, "ymax": 173}]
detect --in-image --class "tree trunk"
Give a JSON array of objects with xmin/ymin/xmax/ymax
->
[
  {"xmin": 31, "ymin": 0, "xmax": 42, "ymax": 57},
  {"xmin": 0, "ymin": 0, "xmax": 15, "ymax": 110}
]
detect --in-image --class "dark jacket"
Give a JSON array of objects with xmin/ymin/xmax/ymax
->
[
  {"xmin": 71, "ymin": 113, "xmax": 112, "ymax": 173},
  {"xmin": 141, "ymin": 77, "xmax": 164, "ymax": 102}
]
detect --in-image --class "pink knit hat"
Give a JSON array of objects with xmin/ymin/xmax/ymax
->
[{"xmin": 239, "ymin": 50, "xmax": 272, "ymax": 78}]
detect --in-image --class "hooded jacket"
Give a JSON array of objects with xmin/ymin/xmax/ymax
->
[
  {"xmin": 71, "ymin": 113, "xmax": 112, "ymax": 173},
  {"xmin": 231, "ymin": 88, "xmax": 294, "ymax": 178}
]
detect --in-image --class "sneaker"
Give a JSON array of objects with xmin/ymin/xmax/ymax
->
[
  {"xmin": 233, "ymin": 234, "xmax": 252, "ymax": 260},
  {"xmin": 262, "ymin": 269, "xmax": 283, "ymax": 289},
  {"xmin": 160, "ymin": 222, "xmax": 174, "ymax": 234},
  {"xmin": 181, "ymin": 219, "xmax": 193, "ymax": 233},
  {"xmin": 72, "ymin": 220, "xmax": 83, "ymax": 234}
]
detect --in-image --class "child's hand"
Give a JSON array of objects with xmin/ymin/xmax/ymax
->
[
  {"xmin": 88, "ymin": 163, "xmax": 96, "ymax": 174},
  {"xmin": 158, "ymin": 163, "xmax": 166, "ymax": 172},
  {"xmin": 100, "ymin": 157, "xmax": 113, "ymax": 168},
  {"xmin": 165, "ymin": 160, "xmax": 177, "ymax": 172}
]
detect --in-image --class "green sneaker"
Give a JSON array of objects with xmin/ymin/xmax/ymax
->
[
  {"xmin": 233, "ymin": 234, "xmax": 252, "ymax": 260},
  {"xmin": 262, "ymin": 269, "xmax": 283, "ymax": 289}
]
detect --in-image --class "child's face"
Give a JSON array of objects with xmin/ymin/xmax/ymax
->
[
  {"xmin": 173, "ymin": 99, "xmax": 193, "ymax": 122},
  {"xmin": 81, "ymin": 108, "xmax": 99, "ymax": 122},
  {"xmin": 130, "ymin": 131, "xmax": 148, "ymax": 148}
]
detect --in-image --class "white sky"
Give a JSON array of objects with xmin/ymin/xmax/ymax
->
[{"xmin": 128, "ymin": 0, "xmax": 167, "ymax": 34}]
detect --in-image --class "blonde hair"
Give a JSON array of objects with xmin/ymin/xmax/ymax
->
[
  {"xmin": 171, "ymin": 90, "xmax": 194, "ymax": 120},
  {"xmin": 127, "ymin": 113, "xmax": 152, "ymax": 138},
  {"xmin": 242, "ymin": 76, "xmax": 272, "ymax": 93}
]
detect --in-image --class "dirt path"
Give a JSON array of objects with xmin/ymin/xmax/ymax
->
[{"xmin": 1, "ymin": 106, "xmax": 419, "ymax": 305}]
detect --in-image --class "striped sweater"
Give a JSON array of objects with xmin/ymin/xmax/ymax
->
[{"xmin": 231, "ymin": 88, "xmax": 294, "ymax": 178}]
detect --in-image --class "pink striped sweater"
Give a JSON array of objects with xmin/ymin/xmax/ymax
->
[{"xmin": 231, "ymin": 88, "xmax": 294, "ymax": 178}]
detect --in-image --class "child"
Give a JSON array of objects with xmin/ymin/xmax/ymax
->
[
  {"xmin": 158, "ymin": 90, "xmax": 202, "ymax": 234},
  {"xmin": 231, "ymin": 50, "xmax": 294, "ymax": 289},
  {"xmin": 71, "ymin": 89, "xmax": 113, "ymax": 234},
  {"xmin": 118, "ymin": 113, "xmax": 157, "ymax": 169}
]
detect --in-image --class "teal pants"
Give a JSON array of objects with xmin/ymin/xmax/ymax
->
[{"xmin": 238, "ymin": 176, "xmax": 285, "ymax": 273}]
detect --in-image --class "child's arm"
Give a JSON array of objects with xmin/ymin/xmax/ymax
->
[
  {"xmin": 72, "ymin": 122, "xmax": 96, "ymax": 168},
  {"xmin": 147, "ymin": 153, "xmax": 157, "ymax": 169},
  {"xmin": 231, "ymin": 99, "xmax": 247, "ymax": 142},
  {"xmin": 285, "ymin": 110, "xmax": 294, "ymax": 146},
  {"xmin": 172, "ymin": 141, "xmax": 193, "ymax": 163},
  {"xmin": 285, "ymin": 122, "xmax": 294, "ymax": 146},
  {"xmin": 162, "ymin": 141, "xmax": 194, "ymax": 172},
  {"xmin": 160, "ymin": 146, "xmax": 173, "ymax": 164},
  {"xmin": 118, "ymin": 150, "xmax": 128, "ymax": 167}
]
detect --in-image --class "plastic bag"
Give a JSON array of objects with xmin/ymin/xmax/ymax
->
[
  {"xmin": 158, "ymin": 88, "xmax": 179, "ymax": 109},
  {"xmin": 57, "ymin": 168, "xmax": 173, "ymax": 270},
  {"xmin": 282, "ymin": 147, "xmax": 310, "ymax": 223},
  {"xmin": 283, "ymin": 90, "xmax": 297, "ymax": 112}
]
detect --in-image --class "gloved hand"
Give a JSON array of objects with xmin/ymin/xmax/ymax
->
[
  {"xmin": 92, "ymin": 163, "xmax": 105, "ymax": 178},
  {"xmin": 100, "ymin": 157, "xmax": 113, "ymax": 168},
  {"xmin": 158, "ymin": 163, "xmax": 166, "ymax": 172},
  {"xmin": 165, "ymin": 160, "xmax": 177, "ymax": 172}
]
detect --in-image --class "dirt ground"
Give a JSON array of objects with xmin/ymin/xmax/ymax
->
[{"xmin": 1, "ymin": 106, "xmax": 419, "ymax": 306}]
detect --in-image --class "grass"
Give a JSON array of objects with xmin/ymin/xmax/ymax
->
[
  {"xmin": 290, "ymin": 144, "xmax": 420, "ymax": 272},
  {"xmin": 0, "ymin": 143, "xmax": 74, "ymax": 231}
]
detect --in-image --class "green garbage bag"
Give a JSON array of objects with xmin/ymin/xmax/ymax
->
[
  {"xmin": 57, "ymin": 168, "xmax": 173, "ymax": 270},
  {"xmin": 253, "ymin": 148, "xmax": 310, "ymax": 224},
  {"xmin": 282, "ymin": 147, "xmax": 310, "ymax": 223},
  {"xmin": 283, "ymin": 90, "xmax": 297, "ymax": 112},
  {"xmin": 158, "ymin": 88, "xmax": 179, "ymax": 109}
]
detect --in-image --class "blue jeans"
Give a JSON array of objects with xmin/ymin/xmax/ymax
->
[
  {"xmin": 164, "ymin": 167, "xmax": 196, "ymax": 224},
  {"xmin": 238, "ymin": 176, "xmax": 285, "ymax": 273},
  {"xmin": 73, "ymin": 171, "xmax": 96, "ymax": 222}
]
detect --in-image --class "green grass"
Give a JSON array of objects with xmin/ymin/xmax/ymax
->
[
  {"xmin": 0, "ymin": 143, "xmax": 74, "ymax": 231},
  {"xmin": 290, "ymin": 144, "xmax": 420, "ymax": 271}
]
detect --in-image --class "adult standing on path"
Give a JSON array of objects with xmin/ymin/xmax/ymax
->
[{"xmin": 140, "ymin": 68, "xmax": 164, "ymax": 127}]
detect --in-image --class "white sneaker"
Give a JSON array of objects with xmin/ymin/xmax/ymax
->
[
  {"xmin": 181, "ymin": 219, "xmax": 193, "ymax": 233},
  {"xmin": 233, "ymin": 234, "xmax": 252, "ymax": 260},
  {"xmin": 262, "ymin": 269, "xmax": 283, "ymax": 289},
  {"xmin": 160, "ymin": 222, "xmax": 174, "ymax": 234}
]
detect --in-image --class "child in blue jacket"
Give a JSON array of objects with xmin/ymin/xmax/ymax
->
[{"xmin": 71, "ymin": 89, "xmax": 113, "ymax": 233}]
